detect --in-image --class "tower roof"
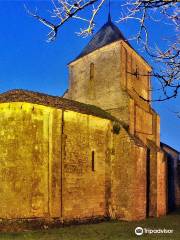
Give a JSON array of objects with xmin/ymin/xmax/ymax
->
[{"xmin": 74, "ymin": 18, "xmax": 130, "ymax": 61}]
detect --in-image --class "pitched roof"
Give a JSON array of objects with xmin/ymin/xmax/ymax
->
[
  {"xmin": 161, "ymin": 142, "xmax": 180, "ymax": 154},
  {"xmin": 0, "ymin": 89, "xmax": 118, "ymax": 121},
  {"xmin": 74, "ymin": 17, "xmax": 130, "ymax": 61}
]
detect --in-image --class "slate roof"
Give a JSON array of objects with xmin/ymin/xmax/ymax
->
[
  {"xmin": 0, "ymin": 89, "xmax": 118, "ymax": 122},
  {"xmin": 161, "ymin": 142, "xmax": 180, "ymax": 155},
  {"xmin": 74, "ymin": 16, "xmax": 131, "ymax": 61}
]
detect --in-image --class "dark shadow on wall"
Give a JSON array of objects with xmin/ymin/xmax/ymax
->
[
  {"xmin": 167, "ymin": 154, "xmax": 176, "ymax": 212},
  {"xmin": 146, "ymin": 148, "xmax": 150, "ymax": 217}
]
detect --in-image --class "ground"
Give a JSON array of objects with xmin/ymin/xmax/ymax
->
[{"xmin": 0, "ymin": 210, "xmax": 179, "ymax": 240}]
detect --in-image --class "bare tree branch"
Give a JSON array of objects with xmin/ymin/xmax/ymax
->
[
  {"xmin": 25, "ymin": 0, "xmax": 102, "ymax": 41},
  {"xmin": 26, "ymin": 0, "xmax": 180, "ymax": 105},
  {"xmin": 117, "ymin": 0, "xmax": 180, "ymax": 103}
]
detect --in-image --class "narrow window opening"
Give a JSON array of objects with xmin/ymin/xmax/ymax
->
[
  {"xmin": 89, "ymin": 63, "xmax": 95, "ymax": 99},
  {"xmin": 135, "ymin": 67, "xmax": 139, "ymax": 80},
  {"xmin": 92, "ymin": 151, "xmax": 95, "ymax": 171},
  {"xmin": 90, "ymin": 63, "xmax": 94, "ymax": 81}
]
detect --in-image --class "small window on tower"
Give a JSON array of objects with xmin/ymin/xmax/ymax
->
[
  {"xmin": 90, "ymin": 63, "xmax": 94, "ymax": 81},
  {"xmin": 92, "ymin": 151, "xmax": 95, "ymax": 171}
]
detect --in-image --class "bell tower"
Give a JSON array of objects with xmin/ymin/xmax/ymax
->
[
  {"xmin": 64, "ymin": 19, "xmax": 160, "ymax": 148},
  {"xmin": 64, "ymin": 18, "xmax": 164, "ymax": 218},
  {"xmin": 65, "ymin": 18, "xmax": 135, "ymax": 123}
]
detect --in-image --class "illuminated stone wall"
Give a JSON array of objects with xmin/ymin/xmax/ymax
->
[
  {"xmin": 66, "ymin": 39, "xmax": 166, "ymax": 219},
  {"xmin": 0, "ymin": 100, "xmax": 153, "ymax": 222},
  {"xmin": 62, "ymin": 111, "xmax": 111, "ymax": 220},
  {"xmin": 157, "ymin": 151, "xmax": 167, "ymax": 217},
  {"xmin": 0, "ymin": 102, "xmax": 62, "ymax": 219},
  {"xmin": 66, "ymin": 40, "xmax": 160, "ymax": 147},
  {"xmin": 0, "ymin": 102, "xmax": 112, "ymax": 221},
  {"xmin": 111, "ymin": 128, "xmax": 147, "ymax": 221},
  {"xmin": 0, "ymin": 36, "xmax": 169, "ymax": 224},
  {"xmin": 120, "ymin": 42, "xmax": 160, "ymax": 147},
  {"xmin": 67, "ymin": 41, "xmax": 130, "ymax": 124}
]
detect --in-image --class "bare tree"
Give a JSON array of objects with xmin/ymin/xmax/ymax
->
[
  {"xmin": 118, "ymin": 0, "xmax": 179, "ymax": 103},
  {"xmin": 25, "ymin": 0, "xmax": 104, "ymax": 41},
  {"xmin": 26, "ymin": 0, "xmax": 180, "ymax": 103}
]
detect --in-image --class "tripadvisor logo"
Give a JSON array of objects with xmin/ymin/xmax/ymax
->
[
  {"xmin": 135, "ymin": 227, "xmax": 143, "ymax": 236},
  {"xmin": 135, "ymin": 226, "xmax": 174, "ymax": 236}
]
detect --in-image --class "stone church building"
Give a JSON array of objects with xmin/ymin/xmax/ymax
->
[{"xmin": 0, "ymin": 18, "xmax": 179, "ymax": 225}]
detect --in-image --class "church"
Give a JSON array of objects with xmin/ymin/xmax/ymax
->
[{"xmin": 0, "ymin": 17, "xmax": 179, "ymax": 226}]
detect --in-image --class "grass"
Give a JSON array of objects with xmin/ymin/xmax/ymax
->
[{"xmin": 0, "ymin": 210, "xmax": 179, "ymax": 240}]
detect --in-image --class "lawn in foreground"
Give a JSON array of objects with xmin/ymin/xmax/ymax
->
[{"xmin": 0, "ymin": 210, "xmax": 179, "ymax": 240}]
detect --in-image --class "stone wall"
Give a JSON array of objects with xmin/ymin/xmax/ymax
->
[
  {"xmin": 0, "ymin": 100, "xmax": 168, "ymax": 224},
  {"xmin": 0, "ymin": 102, "xmax": 113, "ymax": 222},
  {"xmin": 157, "ymin": 151, "xmax": 167, "ymax": 216},
  {"xmin": 120, "ymin": 42, "xmax": 151, "ymax": 101},
  {"xmin": 67, "ymin": 41, "xmax": 130, "ymax": 124},
  {"xmin": 111, "ymin": 128, "xmax": 147, "ymax": 221},
  {"xmin": 64, "ymin": 37, "xmax": 167, "ymax": 221},
  {"xmin": 148, "ymin": 142, "xmax": 158, "ymax": 217},
  {"xmin": 67, "ymin": 40, "xmax": 160, "ymax": 149},
  {"xmin": 0, "ymin": 102, "xmax": 62, "ymax": 219},
  {"xmin": 62, "ymin": 111, "xmax": 111, "ymax": 220}
]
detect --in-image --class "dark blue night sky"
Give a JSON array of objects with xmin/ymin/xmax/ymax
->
[{"xmin": 0, "ymin": 0, "xmax": 179, "ymax": 151}]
